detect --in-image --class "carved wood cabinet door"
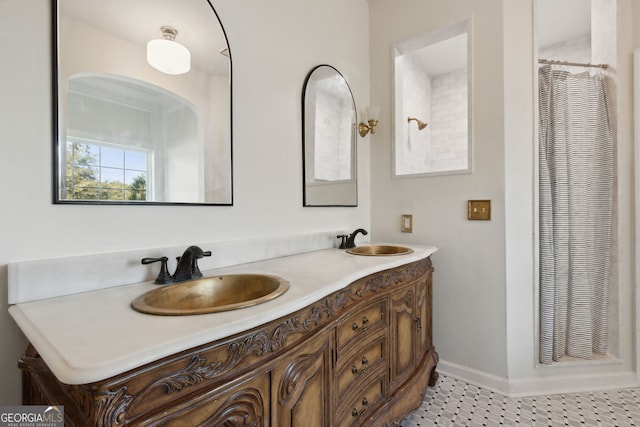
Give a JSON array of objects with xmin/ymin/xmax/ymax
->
[
  {"xmin": 389, "ymin": 285, "xmax": 417, "ymax": 390},
  {"xmin": 146, "ymin": 371, "xmax": 271, "ymax": 426},
  {"xmin": 415, "ymin": 276, "xmax": 432, "ymax": 361},
  {"xmin": 271, "ymin": 330, "xmax": 334, "ymax": 427}
]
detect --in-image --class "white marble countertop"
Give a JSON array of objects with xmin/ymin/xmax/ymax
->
[{"xmin": 9, "ymin": 244, "xmax": 437, "ymax": 385}]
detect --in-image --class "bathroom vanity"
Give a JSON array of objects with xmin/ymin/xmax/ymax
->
[{"xmin": 12, "ymin": 245, "xmax": 438, "ymax": 426}]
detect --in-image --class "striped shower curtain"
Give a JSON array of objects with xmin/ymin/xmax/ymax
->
[{"xmin": 538, "ymin": 65, "xmax": 614, "ymax": 364}]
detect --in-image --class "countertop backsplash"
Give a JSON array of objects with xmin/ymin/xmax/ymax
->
[{"xmin": 8, "ymin": 230, "xmax": 350, "ymax": 304}]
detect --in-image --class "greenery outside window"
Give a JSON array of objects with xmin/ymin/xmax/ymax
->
[{"xmin": 64, "ymin": 138, "xmax": 150, "ymax": 201}]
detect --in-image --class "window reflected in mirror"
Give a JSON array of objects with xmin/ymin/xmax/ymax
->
[
  {"xmin": 393, "ymin": 20, "xmax": 471, "ymax": 177},
  {"xmin": 63, "ymin": 75, "xmax": 201, "ymax": 202}
]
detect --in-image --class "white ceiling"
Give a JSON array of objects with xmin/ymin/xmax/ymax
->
[
  {"xmin": 537, "ymin": 0, "xmax": 591, "ymax": 49},
  {"xmin": 407, "ymin": 0, "xmax": 591, "ymax": 77},
  {"xmin": 60, "ymin": 0, "xmax": 591, "ymax": 78},
  {"xmin": 407, "ymin": 34, "xmax": 467, "ymax": 76}
]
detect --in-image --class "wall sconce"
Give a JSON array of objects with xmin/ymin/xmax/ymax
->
[
  {"xmin": 358, "ymin": 105, "xmax": 381, "ymax": 137},
  {"xmin": 147, "ymin": 26, "xmax": 191, "ymax": 75},
  {"xmin": 408, "ymin": 117, "xmax": 428, "ymax": 130}
]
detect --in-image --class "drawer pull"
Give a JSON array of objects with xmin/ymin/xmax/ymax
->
[
  {"xmin": 351, "ymin": 316, "xmax": 370, "ymax": 332},
  {"xmin": 351, "ymin": 397, "xmax": 369, "ymax": 417},
  {"xmin": 351, "ymin": 357, "xmax": 369, "ymax": 375},
  {"xmin": 414, "ymin": 316, "xmax": 422, "ymax": 331}
]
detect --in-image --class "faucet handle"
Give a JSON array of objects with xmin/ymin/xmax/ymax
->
[
  {"xmin": 141, "ymin": 257, "xmax": 173, "ymax": 285},
  {"xmin": 337, "ymin": 235, "xmax": 347, "ymax": 250},
  {"xmin": 191, "ymin": 250, "xmax": 211, "ymax": 279}
]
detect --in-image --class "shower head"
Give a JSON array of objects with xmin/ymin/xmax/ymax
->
[{"xmin": 408, "ymin": 117, "xmax": 428, "ymax": 130}]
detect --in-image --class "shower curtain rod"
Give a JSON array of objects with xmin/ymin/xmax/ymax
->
[{"xmin": 538, "ymin": 59, "xmax": 608, "ymax": 69}]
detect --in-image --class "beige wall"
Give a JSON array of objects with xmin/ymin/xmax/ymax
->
[
  {"xmin": 1, "ymin": 0, "xmax": 639, "ymax": 405},
  {"xmin": 370, "ymin": 0, "xmax": 509, "ymax": 378},
  {"xmin": 371, "ymin": 0, "xmax": 639, "ymax": 393},
  {"xmin": 0, "ymin": 0, "xmax": 371, "ymax": 404}
]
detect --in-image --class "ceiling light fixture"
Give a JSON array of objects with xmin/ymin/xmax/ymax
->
[{"xmin": 147, "ymin": 26, "xmax": 191, "ymax": 75}]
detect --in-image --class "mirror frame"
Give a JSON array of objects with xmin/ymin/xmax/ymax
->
[
  {"xmin": 301, "ymin": 65, "xmax": 358, "ymax": 207},
  {"xmin": 51, "ymin": 0, "xmax": 233, "ymax": 206}
]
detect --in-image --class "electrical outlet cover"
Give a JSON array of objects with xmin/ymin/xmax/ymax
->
[
  {"xmin": 401, "ymin": 214, "xmax": 413, "ymax": 232},
  {"xmin": 467, "ymin": 200, "xmax": 491, "ymax": 220}
]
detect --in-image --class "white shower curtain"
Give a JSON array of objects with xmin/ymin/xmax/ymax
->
[{"xmin": 538, "ymin": 65, "xmax": 614, "ymax": 364}]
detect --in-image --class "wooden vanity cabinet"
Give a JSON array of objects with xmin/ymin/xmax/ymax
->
[{"xmin": 18, "ymin": 257, "xmax": 437, "ymax": 426}]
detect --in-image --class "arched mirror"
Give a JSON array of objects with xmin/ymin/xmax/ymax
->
[
  {"xmin": 53, "ymin": 0, "xmax": 232, "ymax": 205},
  {"xmin": 302, "ymin": 65, "xmax": 357, "ymax": 207}
]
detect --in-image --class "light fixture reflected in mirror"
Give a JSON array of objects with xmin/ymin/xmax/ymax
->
[
  {"xmin": 408, "ymin": 117, "xmax": 428, "ymax": 130},
  {"xmin": 147, "ymin": 26, "xmax": 191, "ymax": 75},
  {"xmin": 359, "ymin": 105, "xmax": 381, "ymax": 137}
]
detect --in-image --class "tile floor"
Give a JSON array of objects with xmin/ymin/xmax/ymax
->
[{"xmin": 402, "ymin": 374, "xmax": 640, "ymax": 426}]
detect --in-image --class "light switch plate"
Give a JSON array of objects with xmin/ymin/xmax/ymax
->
[
  {"xmin": 401, "ymin": 214, "xmax": 413, "ymax": 232},
  {"xmin": 467, "ymin": 200, "xmax": 491, "ymax": 220}
]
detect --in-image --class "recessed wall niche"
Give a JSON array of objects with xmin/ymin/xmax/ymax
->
[{"xmin": 392, "ymin": 19, "xmax": 472, "ymax": 177}]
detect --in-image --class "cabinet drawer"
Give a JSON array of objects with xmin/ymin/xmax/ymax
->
[
  {"xmin": 336, "ymin": 332, "xmax": 387, "ymax": 397},
  {"xmin": 336, "ymin": 299, "xmax": 387, "ymax": 350},
  {"xmin": 336, "ymin": 366, "xmax": 388, "ymax": 427}
]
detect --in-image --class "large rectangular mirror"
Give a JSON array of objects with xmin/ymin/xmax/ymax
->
[
  {"xmin": 54, "ymin": 0, "xmax": 232, "ymax": 205},
  {"xmin": 393, "ymin": 19, "xmax": 472, "ymax": 177}
]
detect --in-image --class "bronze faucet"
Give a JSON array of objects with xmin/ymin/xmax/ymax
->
[
  {"xmin": 344, "ymin": 228, "xmax": 368, "ymax": 249},
  {"xmin": 142, "ymin": 245, "xmax": 211, "ymax": 284}
]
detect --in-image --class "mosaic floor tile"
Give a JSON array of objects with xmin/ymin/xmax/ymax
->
[{"xmin": 402, "ymin": 375, "xmax": 640, "ymax": 426}]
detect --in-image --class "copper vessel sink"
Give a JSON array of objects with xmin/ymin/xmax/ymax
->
[
  {"xmin": 131, "ymin": 274, "xmax": 289, "ymax": 315},
  {"xmin": 346, "ymin": 245, "xmax": 413, "ymax": 256}
]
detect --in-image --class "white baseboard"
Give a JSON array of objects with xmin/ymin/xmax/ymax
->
[
  {"xmin": 438, "ymin": 359, "xmax": 638, "ymax": 398},
  {"xmin": 437, "ymin": 359, "xmax": 511, "ymax": 395}
]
